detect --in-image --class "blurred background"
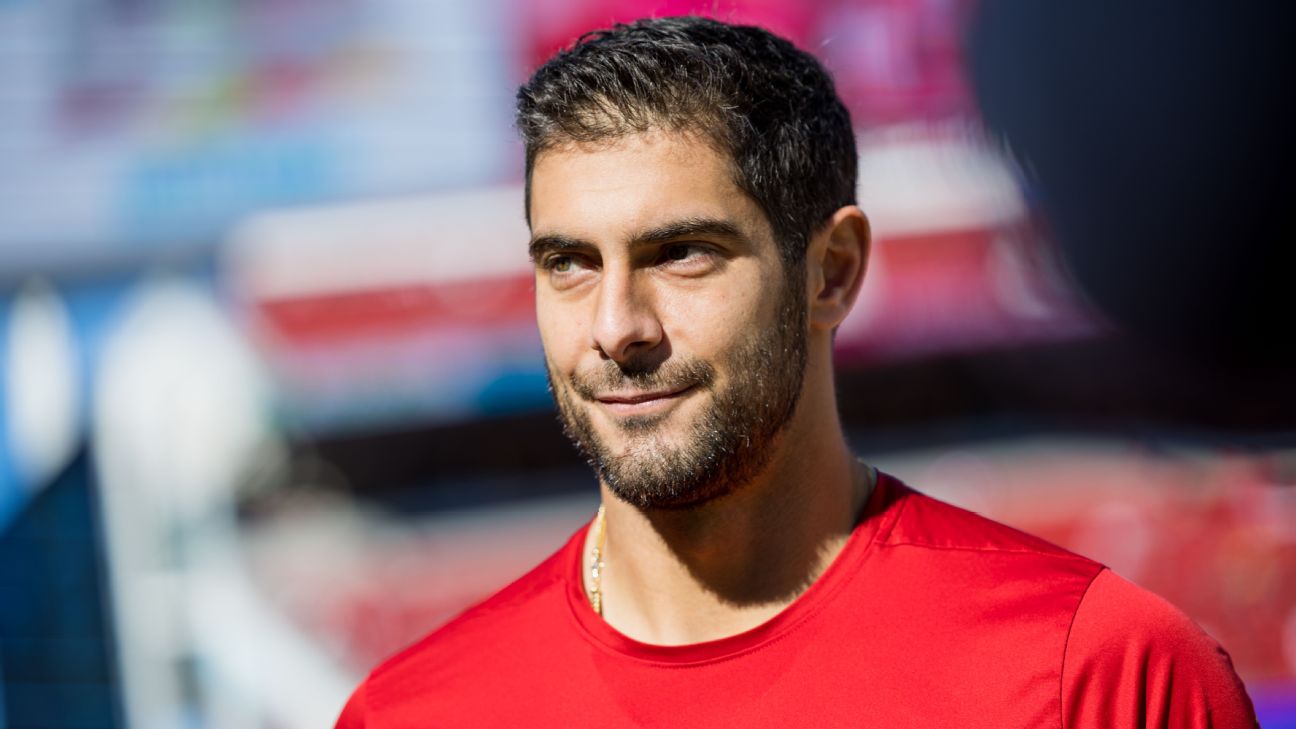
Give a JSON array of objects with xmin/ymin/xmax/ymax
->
[{"xmin": 1, "ymin": 0, "xmax": 1293, "ymax": 727}]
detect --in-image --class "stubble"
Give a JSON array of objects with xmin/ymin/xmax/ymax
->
[{"xmin": 549, "ymin": 273, "xmax": 808, "ymax": 510}]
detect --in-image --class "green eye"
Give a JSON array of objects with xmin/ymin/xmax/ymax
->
[{"xmin": 550, "ymin": 256, "xmax": 573, "ymax": 272}]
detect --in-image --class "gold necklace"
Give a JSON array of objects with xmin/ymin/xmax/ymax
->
[
  {"xmin": 588, "ymin": 505, "xmax": 607, "ymax": 616},
  {"xmin": 585, "ymin": 462, "xmax": 874, "ymax": 617}
]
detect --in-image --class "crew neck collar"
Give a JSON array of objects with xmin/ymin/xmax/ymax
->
[{"xmin": 562, "ymin": 471, "xmax": 901, "ymax": 665}]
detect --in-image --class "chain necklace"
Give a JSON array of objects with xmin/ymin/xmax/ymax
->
[
  {"xmin": 588, "ymin": 505, "xmax": 607, "ymax": 616},
  {"xmin": 585, "ymin": 463, "xmax": 876, "ymax": 618}
]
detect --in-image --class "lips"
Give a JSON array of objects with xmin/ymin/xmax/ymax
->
[
  {"xmin": 596, "ymin": 386, "xmax": 691, "ymax": 404},
  {"xmin": 593, "ymin": 385, "xmax": 695, "ymax": 415}
]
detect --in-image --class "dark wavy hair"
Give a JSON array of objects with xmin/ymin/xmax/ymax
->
[{"xmin": 516, "ymin": 16, "xmax": 857, "ymax": 267}]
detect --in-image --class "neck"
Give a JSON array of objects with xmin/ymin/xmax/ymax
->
[{"xmin": 584, "ymin": 377, "xmax": 872, "ymax": 645}]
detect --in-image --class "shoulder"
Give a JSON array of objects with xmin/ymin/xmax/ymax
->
[
  {"xmin": 373, "ymin": 529, "xmax": 577, "ymax": 678},
  {"xmin": 879, "ymin": 476, "xmax": 1098, "ymax": 569},
  {"xmin": 1061, "ymin": 569, "xmax": 1258, "ymax": 728},
  {"xmin": 871, "ymin": 477, "xmax": 1256, "ymax": 727},
  {"xmin": 864, "ymin": 478, "xmax": 1106, "ymax": 660},
  {"xmin": 336, "ymin": 526, "xmax": 586, "ymax": 726}
]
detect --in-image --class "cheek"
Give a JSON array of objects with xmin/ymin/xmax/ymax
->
[
  {"xmin": 536, "ymin": 297, "xmax": 588, "ymax": 370},
  {"xmin": 658, "ymin": 276, "xmax": 774, "ymax": 356}
]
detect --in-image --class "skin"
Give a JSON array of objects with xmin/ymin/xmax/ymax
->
[{"xmin": 529, "ymin": 129, "xmax": 872, "ymax": 645}]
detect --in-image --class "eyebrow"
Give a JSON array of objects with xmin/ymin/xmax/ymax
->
[
  {"xmin": 528, "ymin": 234, "xmax": 591, "ymax": 262},
  {"xmin": 528, "ymin": 217, "xmax": 749, "ymax": 262},
  {"xmin": 628, "ymin": 217, "xmax": 748, "ymax": 246}
]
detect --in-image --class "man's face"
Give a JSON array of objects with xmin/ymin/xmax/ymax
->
[{"xmin": 529, "ymin": 131, "xmax": 807, "ymax": 509}]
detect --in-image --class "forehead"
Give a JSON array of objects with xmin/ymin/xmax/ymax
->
[{"xmin": 528, "ymin": 131, "xmax": 771, "ymax": 247}]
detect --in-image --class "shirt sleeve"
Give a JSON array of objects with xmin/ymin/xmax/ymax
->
[
  {"xmin": 1061, "ymin": 568, "xmax": 1258, "ymax": 729},
  {"xmin": 334, "ymin": 681, "xmax": 367, "ymax": 729}
]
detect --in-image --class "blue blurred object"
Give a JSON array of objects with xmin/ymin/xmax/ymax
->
[
  {"xmin": 0, "ymin": 449, "xmax": 121, "ymax": 729},
  {"xmin": 0, "ymin": 278, "xmax": 134, "ymax": 533},
  {"xmin": 1252, "ymin": 682, "xmax": 1296, "ymax": 729},
  {"xmin": 0, "ymin": 298, "xmax": 19, "ymax": 530}
]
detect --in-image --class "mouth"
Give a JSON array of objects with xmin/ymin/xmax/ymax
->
[{"xmin": 594, "ymin": 385, "xmax": 696, "ymax": 416}]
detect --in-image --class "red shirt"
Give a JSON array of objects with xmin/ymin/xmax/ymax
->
[{"xmin": 336, "ymin": 473, "xmax": 1257, "ymax": 728}]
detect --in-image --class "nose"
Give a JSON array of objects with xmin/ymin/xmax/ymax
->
[{"xmin": 590, "ymin": 268, "xmax": 663, "ymax": 362}]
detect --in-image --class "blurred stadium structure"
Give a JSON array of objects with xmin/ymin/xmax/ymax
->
[{"xmin": 0, "ymin": 1, "xmax": 1292, "ymax": 727}]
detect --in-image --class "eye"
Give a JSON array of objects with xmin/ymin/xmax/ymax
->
[
  {"xmin": 542, "ymin": 254, "xmax": 590, "ymax": 274},
  {"xmin": 540, "ymin": 253, "xmax": 596, "ymax": 290},
  {"xmin": 661, "ymin": 244, "xmax": 707, "ymax": 264},
  {"xmin": 656, "ymin": 244, "xmax": 720, "ymax": 276}
]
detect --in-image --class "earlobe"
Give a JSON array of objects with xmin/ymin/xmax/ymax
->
[{"xmin": 809, "ymin": 206, "xmax": 870, "ymax": 331}]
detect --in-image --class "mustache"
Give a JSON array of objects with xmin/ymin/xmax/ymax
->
[{"xmin": 569, "ymin": 357, "xmax": 715, "ymax": 402}]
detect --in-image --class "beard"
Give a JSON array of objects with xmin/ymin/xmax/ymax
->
[{"xmin": 548, "ymin": 272, "xmax": 808, "ymax": 510}]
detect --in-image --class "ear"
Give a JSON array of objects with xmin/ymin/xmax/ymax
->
[{"xmin": 807, "ymin": 206, "xmax": 870, "ymax": 331}]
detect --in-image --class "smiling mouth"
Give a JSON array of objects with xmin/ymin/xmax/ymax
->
[{"xmin": 595, "ymin": 385, "xmax": 696, "ymax": 415}]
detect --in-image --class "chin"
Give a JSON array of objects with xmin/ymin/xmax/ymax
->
[{"xmin": 599, "ymin": 420, "xmax": 687, "ymax": 462}]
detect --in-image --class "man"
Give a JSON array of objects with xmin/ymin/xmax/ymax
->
[{"xmin": 337, "ymin": 17, "xmax": 1257, "ymax": 727}]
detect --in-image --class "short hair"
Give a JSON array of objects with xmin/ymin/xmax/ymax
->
[{"xmin": 516, "ymin": 16, "xmax": 858, "ymax": 267}]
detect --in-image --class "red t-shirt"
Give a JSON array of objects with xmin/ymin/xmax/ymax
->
[{"xmin": 336, "ymin": 474, "xmax": 1257, "ymax": 728}]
